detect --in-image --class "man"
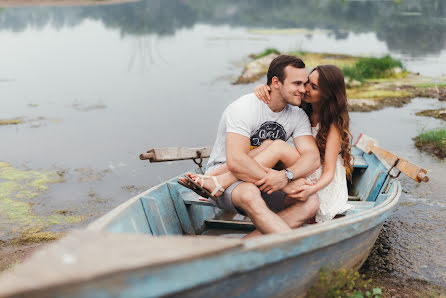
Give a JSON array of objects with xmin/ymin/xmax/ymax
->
[{"xmin": 189, "ymin": 55, "xmax": 320, "ymax": 237}]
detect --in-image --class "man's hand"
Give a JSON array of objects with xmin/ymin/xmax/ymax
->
[
  {"xmin": 283, "ymin": 178, "xmax": 316, "ymax": 201},
  {"xmin": 255, "ymin": 168, "xmax": 288, "ymax": 194}
]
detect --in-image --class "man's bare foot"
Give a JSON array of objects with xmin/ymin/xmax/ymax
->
[{"xmin": 185, "ymin": 172, "xmax": 225, "ymax": 198}]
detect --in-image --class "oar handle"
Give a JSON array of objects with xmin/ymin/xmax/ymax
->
[
  {"xmin": 139, "ymin": 152, "xmax": 155, "ymax": 160},
  {"xmin": 417, "ymin": 172, "xmax": 429, "ymax": 183}
]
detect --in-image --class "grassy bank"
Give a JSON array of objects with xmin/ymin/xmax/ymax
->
[
  {"xmin": 342, "ymin": 55, "xmax": 404, "ymax": 82},
  {"xmin": 413, "ymin": 128, "xmax": 446, "ymax": 159},
  {"xmin": 235, "ymin": 49, "xmax": 446, "ymax": 112}
]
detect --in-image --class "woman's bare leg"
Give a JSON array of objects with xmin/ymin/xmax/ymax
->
[
  {"xmin": 184, "ymin": 140, "xmax": 301, "ymax": 197},
  {"xmin": 208, "ymin": 139, "xmax": 275, "ymax": 176}
]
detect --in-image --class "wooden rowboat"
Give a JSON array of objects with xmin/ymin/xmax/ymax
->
[{"xmin": 0, "ymin": 135, "xmax": 427, "ymax": 298}]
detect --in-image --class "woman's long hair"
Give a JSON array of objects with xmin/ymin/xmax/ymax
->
[{"xmin": 301, "ymin": 65, "xmax": 353, "ymax": 179}]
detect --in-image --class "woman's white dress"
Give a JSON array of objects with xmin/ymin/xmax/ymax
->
[{"xmin": 306, "ymin": 125, "xmax": 352, "ymax": 223}]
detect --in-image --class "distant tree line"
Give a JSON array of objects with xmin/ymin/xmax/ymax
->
[{"xmin": 0, "ymin": 0, "xmax": 444, "ymax": 56}]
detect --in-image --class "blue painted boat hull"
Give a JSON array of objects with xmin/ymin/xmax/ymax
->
[{"xmin": 0, "ymin": 147, "xmax": 402, "ymax": 298}]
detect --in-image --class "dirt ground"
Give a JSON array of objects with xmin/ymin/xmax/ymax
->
[
  {"xmin": 0, "ymin": 243, "xmax": 44, "ymax": 272},
  {"xmin": 0, "ymin": 0, "xmax": 138, "ymax": 8}
]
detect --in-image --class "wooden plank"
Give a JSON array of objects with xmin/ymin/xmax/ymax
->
[
  {"xmin": 141, "ymin": 185, "xmax": 183, "ymax": 236},
  {"xmin": 205, "ymin": 219, "xmax": 256, "ymax": 231},
  {"xmin": 348, "ymin": 195, "xmax": 360, "ymax": 201},
  {"xmin": 140, "ymin": 147, "xmax": 212, "ymax": 162},
  {"xmin": 355, "ymin": 134, "xmax": 428, "ymax": 183},
  {"xmin": 356, "ymin": 153, "xmax": 388, "ymax": 202},
  {"xmin": 167, "ymin": 183, "xmax": 196, "ymax": 235},
  {"xmin": 182, "ymin": 191, "xmax": 215, "ymax": 207},
  {"xmin": 352, "ymin": 154, "xmax": 368, "ymax": 168},
  {"xmin": 365, "ymin": 171, "xmax": 388, "ymax": 202},
  {"xmin": 141, "ymin": 196, "xmax": 167, "ymax": 236},
  {"xmin": 103, "ymin": 198, "xmax": 152, "ymax": 235}
]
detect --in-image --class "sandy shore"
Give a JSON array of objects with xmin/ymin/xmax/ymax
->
[{"xmin": 0, "ymin": 0, "xmax": 139, "ymax": 8}]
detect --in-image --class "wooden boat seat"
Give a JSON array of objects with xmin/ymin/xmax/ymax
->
[
  {"xmin": 205, "ymin": 219, "xmax": 256, "ymax": 231},
  {"xmin": 182, "ymin": 191, "xmax": 214, "ymax": 207},
  {"xmin": 352, "ymin": 154, "xmax": 368, "ymax": 168}
]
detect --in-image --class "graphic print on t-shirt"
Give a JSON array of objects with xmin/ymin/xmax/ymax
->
[{"xmin": 250, "ymin": 121, "xmax": 286, "ymax": 149}]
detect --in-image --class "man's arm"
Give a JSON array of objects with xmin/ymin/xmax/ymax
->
[
  {"xmin": 256, "ymin": 135, "xmax": 320, "ymax": 194},
  {"xmin": 225, "ymin": 132, "xmax": 267, "ymax": 182},
  {"xmin": 287, "ymin": 135, "xmax": 320, "ymax": 178}
]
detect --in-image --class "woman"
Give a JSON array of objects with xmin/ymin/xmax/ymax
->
[{"xmin": 181, "ymin": 64, "xmax": 352, "ymax": 223}]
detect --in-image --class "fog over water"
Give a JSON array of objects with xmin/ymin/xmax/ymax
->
[{"xmin": 0, "ymin": 0, "xmax": 445, "ymax": 288}]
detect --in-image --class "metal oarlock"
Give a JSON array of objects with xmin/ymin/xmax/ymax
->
[
  {"xmin": 192, "ymin": 150, "xmax": 204, "ymax": 173},
  {"xmin": 388, "ymin": 158, "xmax": 401, "ymax": 179}
]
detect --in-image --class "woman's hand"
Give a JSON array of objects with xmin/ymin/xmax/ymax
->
[
  {"xmin": 288, "ymin": 183, "xmax": 318, "ymax": 201},
  {"xmin": 254, "ymin": 84, "xmax": 271, "ymax": 104}
]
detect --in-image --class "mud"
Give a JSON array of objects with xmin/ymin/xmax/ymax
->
[
  {"xmin": 0, "ymin": 243, "xmax": 43, "ymax": 273},
  {"xmin": 416, "ymin": 109, "xmax": 446, "ymax": 121},
  {"xmin": 413, "ymin": 141, "xmax": 446, "ymax": 159}
]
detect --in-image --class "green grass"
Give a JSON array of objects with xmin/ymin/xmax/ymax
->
[
  {"xmin": 414, "ymin": 82, "xmax": 446, "ymax": 88},
  {"xmin": 255, "ymin": 48, "xmax": 281, "ymax": 59},
  {"xmin": 414, "ymin": 128, "xmax": 446, "ymax": 149},
  {"xmin": 287, "ymin": 50, "xmax": 307, "ymax": 57},
  {"xmin": 342, "ymin": 55, "xmax": 404, "ymax": 82},
  {"xmin": 307, "ymin": 267, "xmax": 382, "ymax": 298}
]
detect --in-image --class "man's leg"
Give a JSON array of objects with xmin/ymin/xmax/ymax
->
[
  {"xmin": 243, "ymin": 194, "xmax": 320, "ymax": 239},
  {"xmin": 230, "ymin": 182, "xmax": 291, "ymax": 234}
]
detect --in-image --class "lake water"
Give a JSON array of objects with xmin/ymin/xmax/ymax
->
[{"xmin": 0, "ymin": 0, "xmax": 445, "ymax": 289}]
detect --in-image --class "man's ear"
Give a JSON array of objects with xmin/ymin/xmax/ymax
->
[{"xmin": 271, "ymin": 76, "xmax": 280, "ymax": 89}]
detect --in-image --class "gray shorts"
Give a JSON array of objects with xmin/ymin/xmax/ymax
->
[{"xmin": 211, "ymin": 180, "xmax": 287, "ymax": 215}]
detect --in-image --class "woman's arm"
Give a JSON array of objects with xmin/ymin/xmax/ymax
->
[{"xmin": 289, "ymin": 124, "xmax": 341, "ymax": 200}]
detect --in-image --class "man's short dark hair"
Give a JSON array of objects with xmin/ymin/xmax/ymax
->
[{"xmin": 267, "ymin": 55, "xmax": 305, "ymax": 85}]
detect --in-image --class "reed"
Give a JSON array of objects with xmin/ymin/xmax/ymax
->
[{"xmin": 342, "ymin": 55, "xmax": 404, "ymax": 81}]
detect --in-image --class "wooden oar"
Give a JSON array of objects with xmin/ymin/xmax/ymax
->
[
  {"xmin": 140, "ymin": 147, "xmax": 212, "ymax": 162},
  {"xmin": 355, "ymin": 134, "xmax": 429, "ymax": 183}
]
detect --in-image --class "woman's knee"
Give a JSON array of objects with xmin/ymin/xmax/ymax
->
[{"xmin": 306, "ymin": 194, "xmax": 320, "ymax": 216}]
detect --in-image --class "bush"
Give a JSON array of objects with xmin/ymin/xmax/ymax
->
[{"xmin": 342, "ymin": 55, "xmax": 403, "ymax": 81}]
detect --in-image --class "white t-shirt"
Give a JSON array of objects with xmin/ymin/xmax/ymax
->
[{"xmin": 206, "ymin": 93, "xmax": 312, "ymax": 173}]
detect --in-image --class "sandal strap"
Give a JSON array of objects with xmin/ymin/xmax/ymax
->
[
  {"xmin": 194, "ymin": 176, "xmax": 204, "ymax": 188},
  {"xmin": 210, "ymin": 176, "xmax": 225, "ymax": 196}
]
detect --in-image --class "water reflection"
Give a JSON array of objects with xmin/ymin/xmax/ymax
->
[{"xmin": 0, "ymin": 0, "xmax": 445, "ymax": 56}]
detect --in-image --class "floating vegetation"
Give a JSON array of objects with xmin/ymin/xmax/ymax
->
[
  {"xmin": 73, "ymin": 103, "xmax": 107, "ymax": 112},
  {"xmin": 413, "ymin": 128, "xmax": 446, "ymax": 159},
  {"xmin": 0, "ymin": 118, "xmax": 24, "ymax": 126},
  {"xmin": 74, "ymin": 168, "xmax": 111, "ymax": 183},
  {"xmin": 0, "ymin": 162, "xmax": 82, "ymax": 242},
  {"xmin": 307, "ymin": 267, "xmax": 382, "ymax": 298},
  {"xmin": 0, "ymin": 117, "xmax": 63, "ymax": 128},
  {"xmin": 416, "ymin": 109, "xmax": 446, "ymax": 121},
  {"xmin": 342, "ymin": 55, "xmax": 405, "ymax": 82},
  {"xmin": 10, "ymin": 229, "xmax": 63, "ymax": 245}
]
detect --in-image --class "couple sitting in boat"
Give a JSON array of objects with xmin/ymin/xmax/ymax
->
[{"xmin": 179, "ymin": 54, "xmax": 352, "ymax": 239}]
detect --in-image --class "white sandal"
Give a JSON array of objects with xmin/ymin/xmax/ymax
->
[{"xmin": 185, "ymin": 174, "xmax": 225, "ymax": 200}]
